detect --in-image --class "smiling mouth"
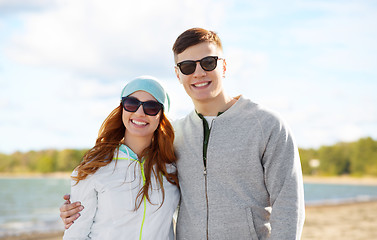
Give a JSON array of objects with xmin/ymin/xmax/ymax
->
[
  {"xmin": 131, "ymin": 119, "xmax": 148, "ymax": 126},
  {"xmin": 193, "ymin": 82, "xmax": 210, "ymax": 88}
]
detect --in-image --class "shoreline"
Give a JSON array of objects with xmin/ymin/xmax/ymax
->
[
  {"xmin": 303, "ymin": 175, "xmax": 377, "ymax": 186},
  {"xmin": 1, "ymin": 200, "xmax": 376, "ymax": 240},
  {"xmin": 0, "ymin": 172, "xmax": 71, "ymax": 179},
  {"xmin": 2, "ymin": 173, "xmax": 377, "ymax": 185}
]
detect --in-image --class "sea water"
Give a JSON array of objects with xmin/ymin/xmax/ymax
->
[
  {"xmin": 1, "ymin": 177, "xmax": 377, "ymax": 236},
  {"xmin": 304, "ymin": 182, "xmax": 377, "ymax": 205},
  {"xmin": 0, "ymin": 177, "xmax": 70, "ymax": 237}
]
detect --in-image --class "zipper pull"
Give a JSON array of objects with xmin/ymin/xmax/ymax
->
[{"xmin": 203, "ymin": 168, "xmax": 207, "ymax": 176}]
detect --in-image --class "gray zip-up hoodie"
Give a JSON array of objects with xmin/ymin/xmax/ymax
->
[{"xmin": 173, "ymin": 96, "xmax": 305, "ymax": 240}]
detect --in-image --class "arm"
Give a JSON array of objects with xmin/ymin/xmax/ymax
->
[
  {"xmin": 62, "ymin": 173, "xmax": 98, "ymax": 240},
  {"xmin": 262, "ymin": 119, "xmax": 305, "ymax": 239}
]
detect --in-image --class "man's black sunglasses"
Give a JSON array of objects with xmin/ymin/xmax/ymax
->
[
  {"xmin": 176, "ymin": 56, "xmax": 223, "ymax": 75},
  {"xmin": 121, "ymin": 96, "xmax": 163, "ymax": 116}
]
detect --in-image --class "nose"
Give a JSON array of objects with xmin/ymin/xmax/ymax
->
[
  {"xmin": 192, "ymin": 62, "xmax": 206, "ymax": 77},
  {"xmin": 134, "ymin": 104, "xmax": 146, "ymax": 116}
]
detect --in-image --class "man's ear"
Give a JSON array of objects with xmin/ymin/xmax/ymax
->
[
  {"xmin": 222, "ymin": 59, "xmax": 227, "ymax": 78},
  {"xmin": 175, "ymin": 67, "xmax": 182, "ymax": 84}
]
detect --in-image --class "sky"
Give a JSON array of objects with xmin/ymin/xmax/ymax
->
[{"xmin": 0, "ymin": 0, "xmax": 376, "ymax": 154}]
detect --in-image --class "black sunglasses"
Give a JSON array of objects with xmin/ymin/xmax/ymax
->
[
  {"xmin": 176, "ymin": 56, "xmax": 223, "ymax": 75},
  {"xmin": 121, "ymin": 96, "xmax": 163, "ymax": 116}
]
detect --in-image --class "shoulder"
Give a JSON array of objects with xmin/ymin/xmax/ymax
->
[
  {"xmin": 233, "ymin": 96, "xmax": 295, "ymax": 141},
  {"xmin": 230, "ymin": 96, "xmax": 285, "ymax": 126},
  {"xmin": 172, "ymin": 111, "xmax": 195, "ymax": 126},
  {"xmin": 172, "ymin": 111, "xmax": 201, "ymax": 134},
  {"xmin": 71, "ymin": 157, "xmax": 120, "ymax": 181}
]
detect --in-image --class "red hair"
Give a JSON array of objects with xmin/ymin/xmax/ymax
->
[{"xmin": 72, "ymin": 103, "xmax": 178, "ymax": 209}]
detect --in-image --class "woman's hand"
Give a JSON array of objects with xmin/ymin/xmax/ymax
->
[{"xmin": 59, "ymin": 194, "xmax": 84, "ymax": 229}]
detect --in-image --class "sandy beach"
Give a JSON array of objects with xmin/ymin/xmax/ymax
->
[
  {"xmin": 0, "ymin": 232, "xmax": 63, "ymax": 240},
  {"xmin": 303, "ymin": 200, "xmax": 377, "ymax": 240},
  {"xmin": 1, "ymin": 176, "xmax": 377, "ymax": 239}
]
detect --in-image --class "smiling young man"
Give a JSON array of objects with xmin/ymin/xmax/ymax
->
[
  {"xmin": 60, "ymin": 28, "xmax": 305, "ymax": 239},
  {"xmin": 171, "ymin": 28, "xmax": 305, "ymax": 240}
]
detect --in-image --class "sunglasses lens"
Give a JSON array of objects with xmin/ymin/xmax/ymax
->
[
  {"xmin": 143, "ymin": 101, "xmax": 162, "ymax": 116},
  {"xmin": 123, "ymin": 97, "xmax": 140, "ymax": 112},
  {"xmin": 179, "ymin": 61, "xmax": 196, "ymax": 75},
  {"xmin": 201, "ymin": 56, "xmax": 217, "ymax": 71}
]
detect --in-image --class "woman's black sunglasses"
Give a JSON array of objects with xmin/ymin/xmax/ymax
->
[
  {"xmin": 121, "ymin": 96, "xmax": 163, "ymax": 116},
  {"xmin": 176, "ymin": 56, "xmax": 223, "ymax": 75}
]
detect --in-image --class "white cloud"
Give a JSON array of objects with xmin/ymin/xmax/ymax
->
[
  {"xmin": 0, "ymin": 0, "xmax": 59, "ymax": 14},
  {"xmin": 336, "ymin": 124, "xmax": 365, "ymax": 142},
  {"xmin": 161, "ymin": 77, "xmax": 193, "ymax": 119},
  {"xmin": 222, "ymin": 47, "xmax": 270, "ymax": 98},
  {"xmin": 287, "ymin": 1, "xmax": 377, "ymax": 72},
  {"xmin": 0, "ymin": 96, "xmax": 9, "ymax": 108},
  {"xmin": 4, "ymin": 0, "xmax": 227, "ymax": 78}
]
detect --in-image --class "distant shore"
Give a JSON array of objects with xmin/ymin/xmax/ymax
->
[
  {"xmin": 0, "ymin": 172, "xmax": 71, "ymax": 179},
  {"xmin": 2, "ymin": 173, "xmax": 377, "ymax": 185},
  {"xmin": 303, "ymin": 175, "xmax": 377, "ymax": 186}
]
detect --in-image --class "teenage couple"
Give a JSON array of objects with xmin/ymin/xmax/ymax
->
[{"xmin": 60, "ymin": 28, "xmax": 305, "ymax": 240}]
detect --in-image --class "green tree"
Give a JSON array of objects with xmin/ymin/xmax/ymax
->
[
  {"xmin": 1, "ymin": 137, "xmax": 375, "ymax": 176},
  {"xmin": 298, "ymin": 148, "xmax": 317, "ymax": 175},
  {"xmin": 10, "ymin": 151, "xmax": 29, "ymax": 173},
  {"xmin": 36, "ymin": 155, "xmax": 54, "ymax": 173},
  {"xmin": 350, "ymin": 137, "xmax": 377, "ymax": 176},
  {"xmin": 57, "ymin": 149, "xmax": 84, "ymax": 171},
  {"xmin": 35, "ymin": 149, "xmax": 58, "ymax": 173},
  {"xmin": 0, "ymin": 153, "xmax": 12, "ymax": 172},
  {"xmin": 316, "ymin": 143, "xmax": 350, "ymax": 176}
]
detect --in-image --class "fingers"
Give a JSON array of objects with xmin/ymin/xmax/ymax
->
[
  {"xmin": 63, "ymin": 194, "xmax": 71, "ymax": 201},
  {"xmin": 60, "ymin": 203, "xmax": 83, "ymax": 218},
  {"xmin": 65, "ymin": 222, "xmax": 73, "ymax": 229},
  {"xmin": 60, "ymin": 203, "xmax": 84, "ymax": 226},
  {"xmin": 62, "ymin": 212, "xmax": 81, "ymax": 227},
  {"xmin": 60, "ymin": 201, "xmax": 82, "ymax": 213}
]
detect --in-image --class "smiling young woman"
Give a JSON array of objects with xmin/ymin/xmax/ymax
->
[{"xmin": 63, "ymin": 76, "xmax": 179, "ymax": 240}]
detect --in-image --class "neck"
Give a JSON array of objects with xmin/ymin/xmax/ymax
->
[
  {"xmin": 193, "ymin": 92, "xmax": 236, "ymax": 116},
  {"xmin": 123, "ymin": 135, "xmax": 152, "ymax": 156}
]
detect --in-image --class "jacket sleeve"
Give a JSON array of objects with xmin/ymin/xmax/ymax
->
[
  {"xmin": 63, "ymin": 171, "xmax": 98, "ymax": 240},
  {"xmin": 261, "ymin": 117, "xmax": 305, "ymax": 239}
]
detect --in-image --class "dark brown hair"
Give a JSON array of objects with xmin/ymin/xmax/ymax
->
[
  {"xmin": 72, "ymin": 103, "xmax": 178, "ymax": 209},
  {"xmin": 172, "ymin": 27, "xmax": 223, "ymax": 62}
]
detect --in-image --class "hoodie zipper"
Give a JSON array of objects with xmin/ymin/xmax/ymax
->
[
  {"xmin": 139, "ymin": 161, "xmax": 146, "ymax": 240},
  {"xmin": 118, "ymin": 146, "xmax": 147, "ymax": 240},
  {"xmin": 202, "ymin": 118, "xmax": 215, "ymax": 240},
  {"xmin": 204, "ymin": 165, "xmax": 209, "ymax": 240}
]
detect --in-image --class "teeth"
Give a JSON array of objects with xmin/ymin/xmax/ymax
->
[
  {"xmin": 194, "ymin": 82, "xmax": 209, "ymax": 87},
  {"xmin": 131, "ymin": 120, "xmax": 147, "ymax": 126}
]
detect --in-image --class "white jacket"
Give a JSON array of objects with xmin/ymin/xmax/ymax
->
[{"xmin": 63, "ymin": 144, "xmax": 180, "ymax": 240}]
